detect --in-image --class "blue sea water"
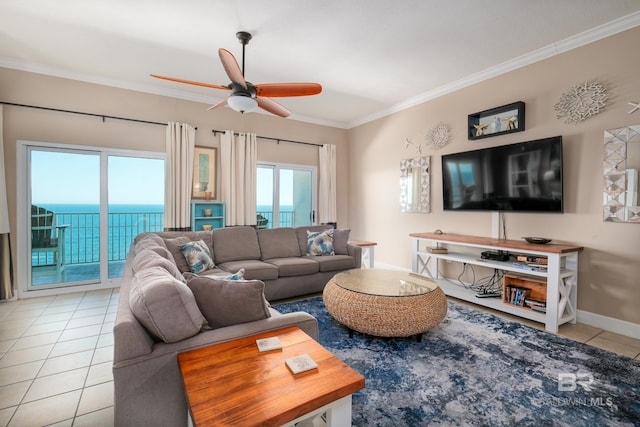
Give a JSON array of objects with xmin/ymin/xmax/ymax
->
[
  {"xmin": 34, "ymin": 204, "xmax": 164, "ymax": 264},
  {"xmin": 39, "ymin": 203, "xmax": 164, "ymax": 214},
  {"xmin": 34, "ymin": 203, "xmax": 292, "ymax": 265}
]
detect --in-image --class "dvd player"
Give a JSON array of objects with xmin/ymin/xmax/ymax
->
[{"xmin": 480, "ymin": 250, "xmax": 510, "ymax": 262}]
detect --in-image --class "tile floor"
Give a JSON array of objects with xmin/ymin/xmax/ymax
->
[
  {"xmin": 0, "ymin": 289, "xmax": 638, "ymax": 427},
  {"xmin": 0, "ymin": 289, "xmax": 117, "ymax": 427}
]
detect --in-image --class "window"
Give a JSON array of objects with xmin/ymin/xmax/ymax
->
[
  {"xmin": 18, "ymin": 141, "xmax": 164, "ymax": 292},
  {"xmin": 257, "ymin": 162, "xmax": 316, "ymax": 228}
]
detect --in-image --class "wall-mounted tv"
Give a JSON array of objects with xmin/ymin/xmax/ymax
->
[{"xmin": 442, "ymin": 136, "xmax": 563, "ymax": 212}]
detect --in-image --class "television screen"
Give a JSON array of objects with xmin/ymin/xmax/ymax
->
[{"xmin": 442, "ymin": 136, "xmax": 563, "ymax": 212}]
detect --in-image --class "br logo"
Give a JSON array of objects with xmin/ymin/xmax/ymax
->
[{"xmin": 558, "ymin": 373, "xmax": 594, "ymax": 392}]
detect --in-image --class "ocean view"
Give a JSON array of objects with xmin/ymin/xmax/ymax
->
[
  {"xmin": 33, "ymin": 203, "xmax": 290, "ymax": 266},
  {"xmin": 39, "ymin": 203, "xmax": 165, "ymax": 214},
  {"xmin": 34, "ymin": 204, "xmax": 164, "ymax": 265}
]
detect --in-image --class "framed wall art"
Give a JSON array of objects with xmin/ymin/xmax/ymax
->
[
  {"xmin": 468, "ymin": 101, "xmax": 525, "ymax": 140},
  {"xmin": 192, "ymin": 146, "xmax": 217, "ymax": 200}
]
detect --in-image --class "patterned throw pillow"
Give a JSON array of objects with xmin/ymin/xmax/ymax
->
[
  {"xmin": 306, "ymin": 229, "xmax": 335, "ymax": 256},
  {"xmin": 178, "ymin": 240, "xmax": 215, "ymax": 273},
  {"xmin": 186, "ymin": 269, "xmax": 245, "ymax": 281},
  {"xmin": 210, "ymin": 268, "xmax": 245, "ymax": 280}
]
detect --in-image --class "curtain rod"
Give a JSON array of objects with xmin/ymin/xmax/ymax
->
[
  {"xmin": 211, "ymin": 128, "xmax": 321, "ymax": 147},
  {"xmin": 0, "ymin": 101, "xmax": 197, "ymax": 129}
]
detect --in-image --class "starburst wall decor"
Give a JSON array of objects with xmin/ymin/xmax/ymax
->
[
  {"xmin": 554, "ymin": 80, "xmax": 607, "ymax": 124},
  {"xmin": 427, "ymin": 122, "xmax": 450, "ymax": 149}
]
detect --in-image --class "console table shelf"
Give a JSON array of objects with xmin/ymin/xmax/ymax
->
[{"xmin": 410, "ymin": 232, "xmax": 584, "ymax": 333}]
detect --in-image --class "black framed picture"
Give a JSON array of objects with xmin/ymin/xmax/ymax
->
[{"xmin": 468, "ymin": 101, "xmax": 525, "ymax": 140}]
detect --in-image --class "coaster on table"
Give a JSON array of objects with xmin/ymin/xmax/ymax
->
[
  {"xmin": 285, "ymin": 354, "xmax": 318, "ymax": 374},
  {"xmin": 256, "ymin": 337, "xmax": 282, "ymax": 352}
]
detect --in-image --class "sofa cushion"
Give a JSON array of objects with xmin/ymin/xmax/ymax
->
[
  {"xmin": 162, "ymin": 232, "xmax": 213, "ymax": 273},
  {"xmin": 312, "ymin": 254, "xmax": 356, "ymax": 272},
  {"xmin": 264, "ymin": 257, "xmax": 320, "ymax": 277},
  {"xmin": 132, "ymin": 249, "xmax": 183, "ymax": 281},
  {"xmin": 184, "ymin": 275, "xmax": 271, "ymax": 329},
  {"xmin": 129, "ymin": 266, "xmax": 205, "ymax": 343},
  {"xmin": 295, "ymin": 225, "xmax": 333, "ymax": 255},
  {"xmin": 134, "ymin": 235, "xmax": 173, "ymax": 260},
  {"xmin": 257, "ymin": 228, "xmax": 301, "ymax": 260},
  {"xmin": 178, "ymin": 240, "xmax": 216, "ymax": 273},
  {"xmin": 212, "ymin": 226, "xmax": 261, "ymax": 264},
  {"xmin": 217, "ymin": 260, "xmax": 279, "ymax": 281},
  {"xmin": 333, "ymin": 229, "xmax": 351, "ymax": 255},
  {"xmin": 306, "ymin": 229, "xmax": 335, "ymax": 256}
]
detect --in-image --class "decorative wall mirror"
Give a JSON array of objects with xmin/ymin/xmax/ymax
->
[
  {"xmin": 400, "ymin": 156, "xmax": 430, "ymax": 213},
  {"xmin": 603, "ymin": 125, "xmax": 640, "ymax": 223}
]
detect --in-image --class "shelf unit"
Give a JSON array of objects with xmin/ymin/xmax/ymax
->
[
  {"xmin": 410, "ymin": 232, "xmax": 584, "ymax": 333},
  {"xmin": 191, "ymin": 201, "xmax": 225, "ymax": 231}
]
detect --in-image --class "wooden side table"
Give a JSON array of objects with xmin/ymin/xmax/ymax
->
[
  {"xmin": 178, "ymin": 326, "xmax": 365, "ymax": 426},
  {"xmin": 348, "ymin": 240, "xmax": 377, "ymax": 269}
]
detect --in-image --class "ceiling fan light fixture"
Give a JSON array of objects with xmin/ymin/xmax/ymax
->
[{"xmin": 227, "ymin": 95, "xmax": 258, "ymax": 113}]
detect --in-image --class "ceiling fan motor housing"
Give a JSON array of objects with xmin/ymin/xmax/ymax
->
[
  {"xmin": 236, "ymin": 31, "xmax": 252, "ymax": 45},
  {"xmin": 229, "ymin": 81, "xmax": 256, "ymax": 97}
]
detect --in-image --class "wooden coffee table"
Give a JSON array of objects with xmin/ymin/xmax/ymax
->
[{"xmin": 178, "ymin": 326, "xmax": 365, "ymax": 426}]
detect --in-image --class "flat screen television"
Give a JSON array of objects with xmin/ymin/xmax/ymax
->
[{"xmin": 442, "ymin": 136, "xmax": 563, "ymax": 212}]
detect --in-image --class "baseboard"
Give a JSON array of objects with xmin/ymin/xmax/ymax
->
[
  {"xmin": 577, "ymin": 310, "xmax": 640, "ymax": 340},
  {"xmin": 375, "ymin": 262, "xmax": 640, "ymax": 340}
]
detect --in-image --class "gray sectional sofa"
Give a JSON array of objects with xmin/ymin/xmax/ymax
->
[{"xmin": 113, "ymin": 225, "xmax": 361, "ymax": 427}]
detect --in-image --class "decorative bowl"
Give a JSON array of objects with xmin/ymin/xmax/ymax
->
[{"xmin": 523, "ymin": 237, "xmax": 551, "ymax": 244}]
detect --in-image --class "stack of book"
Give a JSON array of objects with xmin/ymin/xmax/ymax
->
[
  {"xmin": 524, "ymin": 298, "xmax": 547, "ymax": 313},
  {"xmin": 429, "ymin": 247, "xmax": 448, "ymax": 254},
  {"xmin": 516, "ymin": 255, "xmax": 547, "ymax": 264},
  {"xmin": 504, "ymin": 286, "xmax": 529, "ymax": 306}
]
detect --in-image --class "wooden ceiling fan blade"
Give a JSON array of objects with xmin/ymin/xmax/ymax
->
[
  {"xmin": 218, "ymin": 48, "xmax": 247, "ymax": 89},
  {"xmin": 207, "ymin": 97, "xmax": 228, "ymax": 111},
  {"xmin": 255, "ymin": 83, "xmax": 322, "ymax": 97},
  {"xmin": 256, "ymin": 97, "xmax": 290, "ymax": 118},
  {"xmin": 150, "ymin": 74, "xmax": 229, "ymax": 91}
]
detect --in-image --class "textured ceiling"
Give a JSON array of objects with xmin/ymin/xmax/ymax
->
[{"xmin": 1, "ymin": 0, "xmax": 639, "ymax": 128}]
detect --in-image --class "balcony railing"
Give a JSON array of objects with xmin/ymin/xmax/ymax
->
[
  {"xmin": 32, "ymin": 211, "xmax": 164, "ymax": 267},
  {"xmin": 256, "ymin": 211, "xmax": 294, "ymax": 228},
  {"xmin": 33, "ymin": 210, "xmax": 298, "ymax": 267}
]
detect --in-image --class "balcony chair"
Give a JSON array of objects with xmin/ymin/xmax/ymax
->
[
  {"xmin": 31, "ymin": 205, "xmax": 68, "ymax": 280},
  {"xmin": 256, "ymin": 214, "xmax": 269, "ymax": 229}
]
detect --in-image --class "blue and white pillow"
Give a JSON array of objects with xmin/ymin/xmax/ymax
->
[
  {"xmin": 178, "ymin": 240, "xmax": 215, "ymax": 273},
  {"xmin": 306, "ymin": 230, "xmax": 335, "ymax": 256},
  {"xmin": 210, "ymin": 268, "xmax": 245, "ymax": 281}
]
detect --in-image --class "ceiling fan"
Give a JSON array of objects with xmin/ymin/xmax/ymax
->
[{"xmin": 151, "ymin": 31, "xmax": 322, "ymax": 118}]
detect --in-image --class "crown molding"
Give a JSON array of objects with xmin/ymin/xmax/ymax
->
[{"xmin": 347, "ymin": 11, "xmax": 640, "ymax": 129}]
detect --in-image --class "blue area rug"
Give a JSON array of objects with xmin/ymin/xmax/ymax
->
[{"xmin": 274, "ymin": 297, "xmax": 640, "ymax": 427}]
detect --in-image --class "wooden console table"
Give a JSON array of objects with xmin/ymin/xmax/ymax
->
[
  {"xmin": 410, "ymin": 232, "xmax": 584, "ymax": 333},
  {"xmin": 348, "ymin": 240, "xmax": 377, "ymax": 268},
  {"xmin": 178, "ymin": 326, "xmax": 365, "ymax": 426}
]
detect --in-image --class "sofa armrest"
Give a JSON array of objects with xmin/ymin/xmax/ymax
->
[
  {"xmin": 114, "ymin": 310, "xmax": 318, "ymax": 370},
  {"xmin": 347, "ymin": 244, "xmax": 362, "ymax": 269}
]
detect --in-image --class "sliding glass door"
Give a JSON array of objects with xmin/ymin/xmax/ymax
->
[
  {"xmin": 29, "ymin": 148, "xmax": 101, "ymax": 287},
  {"xmin": 257, "ymin": 163, "xmax": 316, "ymax": 229},
  {"xmin": 107, "ymin": 156, "xmax": 165, "ymax": 279},
  {"xmin": 22, "ymin": 142, "xmax": 164, "ymax": 290}
]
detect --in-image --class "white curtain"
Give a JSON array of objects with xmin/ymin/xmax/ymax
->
[
  {"xmin": 165, "ymin": 122, "xmax": 196, "ymax": 230},
  {"xmin": 220, "ymin": 130, "xmax": 257, "ymax": 226},
  {"xmin": 0, "ymin": 106, "xmax": 14, "ymax": 300},
  {"xmin": 318, "ymin": 144, "xmax": 337, "ymax": 224}
]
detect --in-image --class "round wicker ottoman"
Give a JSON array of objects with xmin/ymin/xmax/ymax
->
[{"xmin": 323, "ymin": 269, "xmax": 447, "ymax": 341}]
